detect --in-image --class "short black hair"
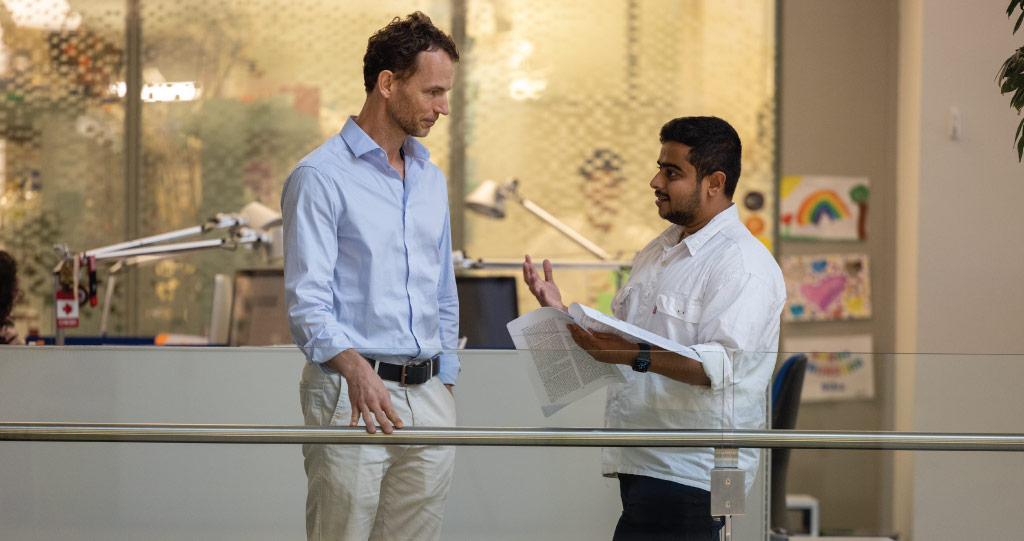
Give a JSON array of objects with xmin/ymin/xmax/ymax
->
[
  {"xmin": 0, "ymin": 250, "xmax": 18, "ymax": 326},
  {"xmin": 659, "ymin": 116, "xmax": 742, "ymax": 198},
  {"xmin": 363, "ymin": 12, "xmax": 460, "ymax": 93}
]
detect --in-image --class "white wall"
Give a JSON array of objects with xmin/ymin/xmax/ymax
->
[
  {"xmin": 915, "ymin": 0, "xmax": 1024, "ymax": 353},
  {"xmin": 779, "ymin": 0, "xmax": 900, "ymax": 535},
  {"xmin": 0, "ymin": 347, "xmax": 765, "ymax": 540},
  {"xmin": 898, "ymin": 0, "xmax": 1024, "ymax": 539}
]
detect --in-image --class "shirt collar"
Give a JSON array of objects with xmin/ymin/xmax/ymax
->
[
  {"xmin": 339, "ymin": 116, "xmax": 431, "ymax": 162},
  {"xmin": 659, "ymin": 204, "xmax": 740, "ymax": 255}
]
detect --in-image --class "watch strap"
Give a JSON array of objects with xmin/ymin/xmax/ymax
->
[{"xmin": 632, "ymin": 343, "xmax": 651, "ymax": 373}]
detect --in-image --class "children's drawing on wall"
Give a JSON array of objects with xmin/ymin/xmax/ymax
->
[
  {"xmin": 782, "ymin": 253, "xmax": 871, "ymax": 322},
  {"xmin": 780, "ymin": 175, "xmax": 869, "ymax": 241},
  {"xmin": 783, "ymin": 334, "xmax": 874, "ymax": 401}
]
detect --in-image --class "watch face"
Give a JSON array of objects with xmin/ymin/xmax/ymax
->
[{"xmin": 632, "ymin": 358, "xmax": 651, "ymax": 373}]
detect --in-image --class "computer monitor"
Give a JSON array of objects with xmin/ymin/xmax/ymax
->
[
  {"xmin": 455, "ymin": 275, "xmax": 518, "ymax": 349},
  {"xmin": 229, "ymin": 269, "xmax": 290, "ymax": 347},
  {"xmin": 227, "ymin": 270, "xmax": 519, "ymax": 349}
]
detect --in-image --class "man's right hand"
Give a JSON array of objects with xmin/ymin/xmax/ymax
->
[
  {"xmin": 328, "ymin": 349, "xmax": 404, "ymax": 434},
  {"xmin": 523, "ymin": 254, "xmax": 568, "ymax": 312}
]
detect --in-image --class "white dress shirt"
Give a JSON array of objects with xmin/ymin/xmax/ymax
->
[{"xmin": 603, "ymin": 204, "xmax": 786, "ymax": 492}]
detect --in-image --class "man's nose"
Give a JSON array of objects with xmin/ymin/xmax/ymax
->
[{"xmin": 650, "ymin": 173, "xmax": 663, "ymax": 190}]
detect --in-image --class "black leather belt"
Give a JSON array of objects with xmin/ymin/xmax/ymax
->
[{"xmin": 365, "ymin": 356, "xmax": 439, "ymax": 385}]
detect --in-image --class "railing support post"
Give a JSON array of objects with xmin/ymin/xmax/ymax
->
[{"xmin": 711, "ymin": 447, "xmax": 744, "ymax": 540}]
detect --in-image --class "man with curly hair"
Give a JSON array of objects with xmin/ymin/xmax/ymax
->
[
  {"xmin": 281, "ymin": 12, "xmax": 460, "ymax": 541},
  {"xmin": 0, "ymin": 250, "xmax": 22, "ymax": 345}
]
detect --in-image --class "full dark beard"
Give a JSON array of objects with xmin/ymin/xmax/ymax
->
[
  {"xmin": 664, "ymin": 209, "xmax": 696, "ymax": 226},
  {"xmin": 662, "ymin": 189, "xmax": 702, "ymax": 226}
]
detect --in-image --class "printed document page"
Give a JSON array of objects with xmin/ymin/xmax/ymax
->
[
  {"xmin": 506, "ymin": 304, "xmax": 700, "ymax": 416},
  {"xmin": 566, "ymin": 303, "xmax": 700, "ymax": 361},
  {"xmin": 507, "ymin": 307, "xmax": 626, "ymax": 416}
]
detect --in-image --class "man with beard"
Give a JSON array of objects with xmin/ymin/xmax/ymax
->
[
  {"xmin": 523, "ymin": 116, "xmax": 786, "ymax": 541},
  {"xmin": 281, "ymin": 12, "xmax": 460, "ymax": 541}
]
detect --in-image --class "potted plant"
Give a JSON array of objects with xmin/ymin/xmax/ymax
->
[{"xmin": 998, "ymin": 0, "xmax": 1024, "ymax": 160}]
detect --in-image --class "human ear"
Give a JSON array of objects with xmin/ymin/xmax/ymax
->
[
  {"xmin": 707, "ymin": 171, "xmax": 727, "ymax": 196},
  {"xmin": 377, "ymin": 70, "xmax": 395, "ymax": 98}
]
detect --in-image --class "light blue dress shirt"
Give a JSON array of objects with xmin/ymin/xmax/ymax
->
[{"xmin": 281, "ymin": 117, "xmax": 460, "ymax": 384}]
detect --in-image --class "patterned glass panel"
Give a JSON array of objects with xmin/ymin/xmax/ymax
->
[
  {"xmin": 462, "ymin": 0, "xmax": 776, "ymax": 313},
  {"xmin": 0, "ymin": 1, "xmax": 125, "ymax": 335},
  {"xmin": 132, "ymin": 0, "xmax": 451, "ymax": 336},
  {"xmin": 0, "ymin": 0, "xmax": 773, "ymax": 337}
]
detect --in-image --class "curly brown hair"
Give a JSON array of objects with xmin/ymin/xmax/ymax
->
[
  {"xmin": 363, "ymin": 11, "xmax": 459, "ymax": 94},
  {"xmin": 0, "ymin": 250, "xmax": 18, "ymax": 326}
]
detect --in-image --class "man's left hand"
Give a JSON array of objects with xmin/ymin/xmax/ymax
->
[{"xmin": 567, "ymin": 324, "xmax": 637, "ymax": 366}]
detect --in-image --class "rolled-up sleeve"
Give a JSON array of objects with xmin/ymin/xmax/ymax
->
[
  {"xmin": 281, "ymin": 165, "xmax": 350, "ymax": 364},
  {"xmin": 690, "ymin": 272, "xmax": 780, "ymax": 392}
]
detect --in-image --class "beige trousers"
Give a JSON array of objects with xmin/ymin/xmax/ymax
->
[{"xmin": 300, "ymin": 362, "xmax": 457, "ymax": 541}]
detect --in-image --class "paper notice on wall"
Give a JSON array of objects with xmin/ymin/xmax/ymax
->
[{"xmin": 783, "ymin": 334, "xmax": 874, "ymax": 402}]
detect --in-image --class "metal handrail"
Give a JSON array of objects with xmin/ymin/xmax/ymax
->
[{"xmin": 3, "ymin": 423, "xmax": 1024, "ymax": 451}]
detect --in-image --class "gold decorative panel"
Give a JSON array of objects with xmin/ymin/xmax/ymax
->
[
  {"xmin": 462, "ymin": 0, "xmax": 777, "ymax": 313},
  {"xmin": 0, "ymin": 1, "xmax": 125, "ymax": 335},
  {"xmin": 0, "ymin": 0, "xmax": 774, "ymax": 337}
]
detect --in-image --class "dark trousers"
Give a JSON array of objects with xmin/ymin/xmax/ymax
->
[{"xmin": 613, "ymin": 474, "xmax": 725, "ymax": 541}]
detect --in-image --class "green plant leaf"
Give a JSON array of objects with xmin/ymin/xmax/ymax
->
[
  {"xmin": 1017, "ymin": 118, "xmax": 1024, "ymax": 161},
  {"xmin": 1015, "ymin": 9, "xmax": 1024, "ymax": 33}
]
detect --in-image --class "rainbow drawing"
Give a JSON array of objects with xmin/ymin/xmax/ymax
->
[
  {"xmin": 797, "ymin": 189, "xmax": 851, "ymax": 225},
  {"xmin": 780, "ymin": 176, "xmax": 868, "ymax": 240}
]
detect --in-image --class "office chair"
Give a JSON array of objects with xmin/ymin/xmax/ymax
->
[{"xmin": 770, "ymin": 354, "xmax": 808, "ymax": 534}]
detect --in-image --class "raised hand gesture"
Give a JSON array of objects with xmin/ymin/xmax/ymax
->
[{"xmin": 522, "ymin": 254, "xmax": 567, "ymax": 312}]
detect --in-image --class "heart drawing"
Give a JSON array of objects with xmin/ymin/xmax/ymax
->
[{"xmin": 800, "ymin": 275, "xmax": 847, "ymax": 312}]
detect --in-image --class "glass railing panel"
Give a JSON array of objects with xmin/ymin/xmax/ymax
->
[
  {"xmin": 9, "ymin": 348, "xmax": 1024, "ymax": 539},
  {"xmin": 0, "ymin": 345, "xmax": 763, "ymax": 539}
]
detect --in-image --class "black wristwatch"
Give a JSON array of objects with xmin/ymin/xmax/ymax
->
[{"xmin": 631, "ymin": 343, "xmax": 651, "ymax": 373}]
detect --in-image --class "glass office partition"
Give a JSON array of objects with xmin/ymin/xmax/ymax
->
[
  {"xmin": 0, "ymin": 0, "xmax": 777, "ymax": 341},
  {"xmin": 0, "ymin": 2, "xmax": 126, "ymax": 335}
]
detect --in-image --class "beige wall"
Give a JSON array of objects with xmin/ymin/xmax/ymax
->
[
  {"xmin": 779, "ymin": 0, "xmax": 899, "ymax": 536},
  {"xmin": 904, "ymin": 0, "xmax": 1024, "ymax": 539},
  {"xmin": 783, "ymin": 0, "xmax": 1024, "ymax": 538}
]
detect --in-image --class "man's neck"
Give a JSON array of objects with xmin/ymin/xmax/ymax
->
[
  {"xmin": 355, "ymin": 104, "xmax": 407, "ymax": 178},
  {"xmin": 677, "ymin": 201, "xmax": 733, "ymax": 243},
  {"xmin": 356, "ymin": 105, "xmax": 407, "ymax": 162}
]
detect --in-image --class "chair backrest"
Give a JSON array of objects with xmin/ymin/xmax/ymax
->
[
  {"xmin": 772, "ymin": 354, "xmax": 808, "ymax": 431},
  {"xmin": 770, "ymin": 354, "xmax": 808, "ymax": 533}
]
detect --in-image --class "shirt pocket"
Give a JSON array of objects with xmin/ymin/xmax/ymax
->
[
  {"xmin": 611, "ymin": 285, "xmax": 637, "ymax": 317},
  {"xmin": 655, "ymin": 292, "xmax": 703, "ymax": 324}
]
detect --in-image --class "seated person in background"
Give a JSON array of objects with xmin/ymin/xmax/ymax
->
[
  {"xmin": 0, "ymin": 250, "xmax": 23, "ymax": 345},
  {"xmin": 523, "ymin": 116, "xmax": 786, "ymax": 541}
]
